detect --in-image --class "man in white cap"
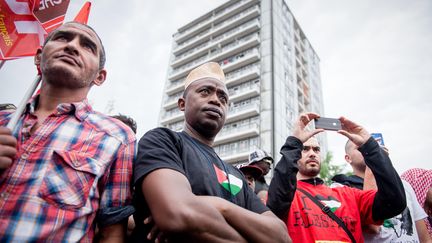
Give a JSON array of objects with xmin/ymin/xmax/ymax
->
[
  {"xmin": 132, "ymin": 62, "xmax": 290, "ymax": 242},
  {"xmin": 249, "ymin": 149, "xmax": 274, "ymax": 202}
]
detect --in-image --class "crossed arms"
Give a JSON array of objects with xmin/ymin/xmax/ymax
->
[{"xmin": 141, "ymin": 168, "xmax": 290, "ymax": 242}]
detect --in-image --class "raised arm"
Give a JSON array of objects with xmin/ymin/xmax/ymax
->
[
  {"xmin": 267, "ymin": 113, "xmax": 323, "ymax": 220},
  {"xmin": 338, "ymin": 117, "xmax": 406, "ymax": 221},
  {"xmin": 267, "ymin": 136, "xmax": 302, "ymax": 220},
  {"xmin": 142, "ymin": 168, "xmax": 246, "ymax": 242}
]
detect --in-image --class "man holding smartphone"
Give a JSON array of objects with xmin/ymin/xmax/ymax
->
[{"xmin": 267, "ymin": 113, "xmax": 406, "ymax": 243}]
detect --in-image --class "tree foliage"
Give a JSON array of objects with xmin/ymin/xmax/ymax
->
[{"xmin": 319, "ymin": 151, "xmax": 349, "ymax": 185}]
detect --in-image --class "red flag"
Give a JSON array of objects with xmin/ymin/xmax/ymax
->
[
  {"xmin": 32, "ymin": 0, "xmax": 70, "ymax": 33},
  {"xmin": 74, "ymin": 2, "xmax": 91, "ymax": 24},
  {"xmin": 0, "ymin": 0, "xmax": 70, "ymax": 60}
]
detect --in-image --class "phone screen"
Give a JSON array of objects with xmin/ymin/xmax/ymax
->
[{"xmin": 371, "ymin": 133, "xmax": 385, "ymax": 146}]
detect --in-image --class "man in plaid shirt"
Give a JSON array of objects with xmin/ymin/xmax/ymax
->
[{"xmin": 0, "ymin": 22, "xmax": 136, "ymax": 242}]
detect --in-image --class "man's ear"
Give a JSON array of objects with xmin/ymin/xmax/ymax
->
[
  {"xmin": 34, "ymin": 48, "xmax": 42, "ymax": 66},
  {"xmin": 344, "ymin": 154, "xmax": 352, "ymax": 164},
  {"xmin": 93, "ymin": 69, "xmax": 107, "ymax": 86},
  {"xmin": 178, "ymin": 97, "xmax": 185, "ymax": 111}
]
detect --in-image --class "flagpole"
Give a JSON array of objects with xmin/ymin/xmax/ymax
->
[{"xmin": 6, "ymin": 74, "xmax": 42, "ymax": 130}]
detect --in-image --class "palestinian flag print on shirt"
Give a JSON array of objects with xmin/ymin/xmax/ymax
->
[
  {"xmin": 316, "ymin": 195, "xmax": 342, "ymax": 213},
  {"xmin": 213, "ymin": 164, "xmax": 243, "ymax": 196}
]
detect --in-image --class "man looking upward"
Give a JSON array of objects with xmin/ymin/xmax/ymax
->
[{"xmin": 0, "ymin": 22, "xmax": 136, "ymax": 242}]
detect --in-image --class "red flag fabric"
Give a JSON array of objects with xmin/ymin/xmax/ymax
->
[
  {"xmin": 74, "ymin": 2, "xmax": 91, "ymax": 24},
  {"xmin": 33, "ymin": 0, "xmax": 70, "ymax": 33},
  {"xmin": 0, "ymin": 0, "xmax": 70, "ymax": 60}
]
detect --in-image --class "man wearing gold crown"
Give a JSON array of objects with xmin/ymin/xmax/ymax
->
[{"xmin": 131, "ymin": 62, "xmax": 290, "ymax": 242}]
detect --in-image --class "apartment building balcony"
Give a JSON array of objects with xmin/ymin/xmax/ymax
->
[
  {"xmin": 165, "ymin": 61, "xmax": 260, "ymax": 96},
  {"xmin": 296, "ymin": 68, "xmax": 302, "ymax": 81},
  {"xmin": 296, "ymin": 66, "xmax": 308, "ymax": 82},
  {"xmin": 221, "ymin": 48, "xmax": 260, "ymax": 73},
  {"xmin": 174, "ymin": 5, "xmax": 260, "ymax": 52},
  {"xmin": 169, "ymin": 43, "xmax": 260, "ymax": 82},
  {"xmin": 174, "ymin": 0, "xmax": 259, "ymax": 45},
  {"xmin": 176, "ymin": 33, "xmax": 260, "ymax": 75},
  {"xmin": 225, "ymin": 62, "xmax": 260, "ymax": 87},
  {"xmin": 160, "ymin": 109, "xmax": 183, "ymax": 125},
  {"xmin": 221, "ymin": 151, "xmax": 251, "ymax": 164},
  {"xmin": 298, "ymin": 102, "xmax": 305, "ymax": 114},
  {"xmin": 228, "ymin": 82, "xmax": 260, "ymax": 103},
  {"xmin": 214, "ymin": 122, "xmax": 259, "ymax": 146},
  {"xmin": 294, "ymin": 28, "xmax": 301, "ymax": 41},
  {"xmin": 166, "ymin": 121, "xmax": 183, "ymax": 132},
  {"xmin": 297, "ymin": 91, "xmax": 310, "ymax": 113},
  {"xmin": 217, "ymin": 142, "xmax": 259, "ymax": 163},
  {"xmin": 163, "ymin": 93, "xmax": 182, "ymax": 110},
  {"xmin": 295, "ymin": 55, "xmax": 306, "ymax": 72},
  {"xmin": 300, "ymin": 40, "xmax": 306, "ymax": 52},
  {"xmin": 226, "ymin": 102, "xmax": 259, "ymax": 123},
  {"xmin": 172, "ymin": 19, "xmax": 260, "ymax": 67},
  {"xmin": 165, "ymin": 79, "xmax": 184, "ymax": 95},
  {"xmin": 173, "ymin": 8, "xmax": 260, "ymax": 62},
  {"xmin": 295, "ymin": 37, "xmax": 306, "ymax": 51},
  {"xmin": 214, "ymin": 136, "xmax": 259, "ymax": 164}
]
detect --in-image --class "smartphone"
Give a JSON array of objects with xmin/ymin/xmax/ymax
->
[
  {"xmin": 371, "ymin": 133, "xmax": 385, "ymax": 146},
  {"xmin": 314, "ymin": 117, "xmax": 342, "ymax": 131}
]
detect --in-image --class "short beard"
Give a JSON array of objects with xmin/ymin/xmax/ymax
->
[
  {"xmin": 43, "ymin": 66, "xmax": 92, "ymax": 89},
  {"xmin": 299, "ymin": 165, "xmax": 321, "ymax": 178}
]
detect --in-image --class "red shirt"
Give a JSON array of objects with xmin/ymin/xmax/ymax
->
[{"xmin": 287, "ymin": 180, "xmax": 379, "ymax": 243}]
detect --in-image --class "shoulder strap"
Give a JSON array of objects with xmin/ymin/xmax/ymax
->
[{"xmin": 297, "ymin": 187, "xmax": 357, "ymax": 243}]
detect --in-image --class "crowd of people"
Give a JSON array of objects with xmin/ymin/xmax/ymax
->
[{"xmin": 0, "ymin": 22, "xmax": 431, "ymax": 242}]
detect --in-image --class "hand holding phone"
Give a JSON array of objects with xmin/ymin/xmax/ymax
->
[
  {"xmin": 314, "ymin": 117, "xmax": 342, "ymax": 131},
  {"xmin": 338, "ymin": 116, "xmax": 371, "ymax": 147},
  {"xmin": 292, "ymin": 112, "xmax": 324, "ymax": 142}
]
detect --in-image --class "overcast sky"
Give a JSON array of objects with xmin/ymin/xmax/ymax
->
[{"xmin": 1, "ymin": 0, "xmax": 431, "ymax": 173}]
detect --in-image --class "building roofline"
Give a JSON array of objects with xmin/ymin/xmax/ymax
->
[{"xmin": 283, "ymin": 0, "xmax": 320, "ymax": 61}]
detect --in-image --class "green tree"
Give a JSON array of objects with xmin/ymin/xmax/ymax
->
[{"xmin": 319, "ymin": 151, "xmax": 349, "ymax": 185}]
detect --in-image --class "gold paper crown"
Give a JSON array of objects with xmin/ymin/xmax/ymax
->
[{"xmin": 184, "ymin": 62, "xmax": 226, "ymax": 89}]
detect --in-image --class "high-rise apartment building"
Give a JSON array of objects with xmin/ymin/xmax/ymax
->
[{"xmin": 159, "ymin": 0, "xmax": 326, "ymax": 169}]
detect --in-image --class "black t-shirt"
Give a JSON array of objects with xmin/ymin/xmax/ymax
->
[
  {"xmin": 254, "ymin": 177, "xmax": 269, "ymax": 194},
  {"xmin": 132, "ymin": 128, "xmax": 268, "ymax": 241},
  {"xmin": 331, "ymin": 174, "xmax": 364, "ymax": 190}
]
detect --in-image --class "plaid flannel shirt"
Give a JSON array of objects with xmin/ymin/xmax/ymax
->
[{"xmin": 0, "ymin": 96, "xmax": 136, "ymax": 242}]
